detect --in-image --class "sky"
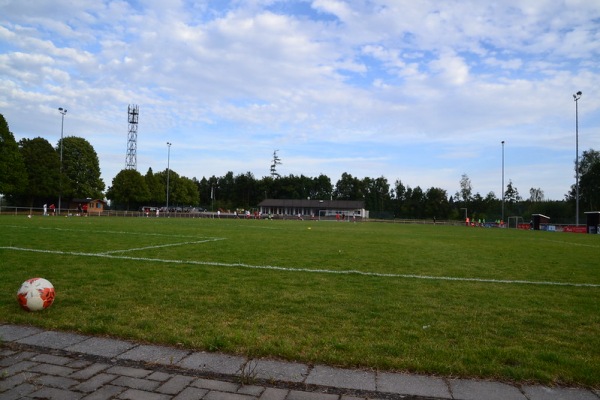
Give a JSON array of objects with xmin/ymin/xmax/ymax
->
[{"xmin": 1, "ymin": 0, "xmax": 599, "ymax": 201}]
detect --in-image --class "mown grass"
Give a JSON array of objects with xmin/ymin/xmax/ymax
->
[{"xmin": 0, "ymin": 215, "xmax": 598, "ymax": 387}]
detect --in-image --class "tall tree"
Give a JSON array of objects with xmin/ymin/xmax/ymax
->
[
  {"xmin": 59, "ymin": 136, "xmax": 105, "ymax": 199},
  {"xmin": 175, "ymin": 176, "xmax": 200, "ymax": 206},
  {"xmin": 458, "ymin": 173, "xmax": 472, "ymax": 203},
  {"xmin": 529, "ymin": 188, "xmax": 544, "ymax": 202},
  {"xmin": 106, "ymin": 169, "xmax": 150, "ymax": 210},
  {"xmin": 270, "ymin": 150, "xmax": 282, "ymax": 178},
  {"xmin": 18, "ymin": 137, "xmax": 61, "ymax": 207},
  {"xmin": 504, "ymin": 180, "xmax": 521, "ymax": 205},
  {"xmin": 578, "ymin": 149, "xmax": 600, "ymax": 210},
  {"xmin": 145, "ymin": 168, "xmax": 164, "ymax": 205},
  {"xmin": 334, "ymin": 173, "xmax": 363, "ymax": 200},
  {"xmin": 0, "ymin": 114, "xmax": 27, "ymax": 199},
  {"xmin": 425, "ymin": 187, "xmax": 450, "ymax": 219},
  {"xmin": 363, "ymin": 176, "xmax": 390, "ymax": 212}
]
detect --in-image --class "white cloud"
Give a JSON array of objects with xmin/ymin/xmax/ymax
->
[{"xmin": 0, "ymin": 0, "xmax": 599, "ymax": 201}]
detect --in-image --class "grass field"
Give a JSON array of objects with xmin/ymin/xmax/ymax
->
[{"xmin": 0, "ymin": 215, "xmax": 598, "ymax": 388}]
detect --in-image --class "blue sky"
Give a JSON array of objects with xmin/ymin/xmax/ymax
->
[{"xmin": 1, "ymin": 0, "xmax": 599, "ymax": 201}]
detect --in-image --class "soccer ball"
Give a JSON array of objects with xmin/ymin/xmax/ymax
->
[{"xmin": 17, "ymin": 278, "xmax": 55, "ymax": 311}]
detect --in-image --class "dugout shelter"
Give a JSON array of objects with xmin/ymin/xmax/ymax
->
[
  {"xmin": 585, "ymin": 211, "xmax": 600, "ymax": 234},
  {"xmin": 532, "ymin": 214, "xmax": 550, "ymax": 231}
]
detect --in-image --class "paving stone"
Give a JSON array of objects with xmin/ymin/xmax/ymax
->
[
  {"xmin": 1, "ymin": 360, "xmax": 38, "ymax": 377},
  {"xmin": 34, "ymin": 374, "xmax": 79, "ymax": 389},
  {"xmin": 172, "ymin": 386, "xmax": 210, "ymax": 400},
  {"xmin": 0, "ymin": 351, "xmax": 38, "ymax": 367},
  {"xmin": 0, "ymin": 324, "xmax": 44, "ymax": 342},
  {"xmin": 0, "ymin": 372, "xmax": 39, "ymax": 392},
  {"xmin": 0, "ymin": 348, "xmax": 16, "ymax": 357},
  {"xmin": 0, "ymin": 382, "xmax": 38, "ymax": 400},
  {"xmin": 259, "ymin": 387, "xmax": 289, "ymax": 400},
  {"xmin": 117, "ymin": 343, "xmax": 190, "ymax": 366},
  {"xmin": 305, "ymin": 365, "xmax": 376, "ymax": 391},
  {"xmin": 73, "ymin": 373, "xmax": 118, "ymax": 392},
  {"xmin": 179, "ymin": 351, "xmax": 247, "ymax": 375},
  {"xmin": 118, "ymin": 388, "xmax": 172, "ymax": 400},
  {"xmin": 80, "ymin": 384, "xmax": 125, "ymax": 400},
  {"xmin": 522, "ymin": 385, "xmax": 599, "ymax": 400},
  {"xmin": 28, "ymin": 362, "xmax": 76, "ymax": 377},
  {"xmin": 110, "ymin": 375, "xmax": 161, "ymax": 391},
  {"xmin": 237, "ymin": 384, "xmax": 265, "ymax": 396},
  {"xmin": 16, "ymin": 331, "xmax": 88, "ymax": 350},
  {"xmin": 449, "ymin": 379, "xmax": 527, "ymax": 400},
  {"xmin": 246, "ymin": 359, "xmax": 309, "ymax": 383},
  {"xmin": 191, "ymin": 377, "xmax": 240, "ymax": 392},
  {"xmin": 147, "ymin": 371, "xmax": 172, "ymax": 382},
  {"xmin": 69, "ymin": 362, "xmax": 110, "ymax": 379},
  {"xmin": 28, "ymin": 386, "xmax": 83, "ymax": 400},
  {"xmin": 156, "ymin": 374, "xmax": 196, "ymax": 394},
  {"xmin": 203, "ymin": 391, "xmax": 257, "ymax": 400},
  {"xmin": 66, "ymin": 336, "xmax": 136, "ymax": 358},
  {"xmin": 377, "ymin": 371, "xmax": 452, "ymax": 398},
  {"xmin": 31, "ymin": 353, "xmax": 73, "ymax": 365},
  {"xmin": 66, "ymin": 359, "xmax": 93, "ymax": 369},
  {"xmin": 287, "ymin": 389, "xmax": 340, "ymax": 400},
  {"xmin": 105, "ymin": 365, "xmax": 152, "ymax": 378}
]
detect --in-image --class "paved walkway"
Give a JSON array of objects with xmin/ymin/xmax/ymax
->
[{"xmin": 1, "ymin": 324, "xmax": 598, "ymax": 400}]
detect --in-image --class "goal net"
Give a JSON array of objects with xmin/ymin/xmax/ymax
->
[{"xmin": 507, "ymin": 216, "xmax": 524, "ymax": 229}]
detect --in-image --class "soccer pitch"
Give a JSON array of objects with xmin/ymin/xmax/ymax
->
[{"xmin": 0, "ymin": 215, "xmax": 598, "ymax": 387}]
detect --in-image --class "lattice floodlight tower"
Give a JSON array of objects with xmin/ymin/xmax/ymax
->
[{"xmin": 126, "ymin": 104, "xmax": 139, "ymax": 170}]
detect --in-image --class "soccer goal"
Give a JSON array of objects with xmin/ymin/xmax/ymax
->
[{"xmin": 507, "ymin": 216, "xmax": 524, "ymax": 229}]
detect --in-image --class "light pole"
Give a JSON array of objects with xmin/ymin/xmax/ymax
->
[
  {"xmin": 166, "ymin": 142, "xmax": 171, "ymax": 213},
  {"xmin": 58, "ymin": 107, "xmax": 67, "ymax": 215},
  {"xmin": 573, "ymin": 91, "xmax": 582, "ymax": 226},
  {"xmin": 501, "ymin": 140, "xmax": 505, "ymax": 223}
]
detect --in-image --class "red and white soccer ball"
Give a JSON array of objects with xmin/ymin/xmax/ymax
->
[{"xmin": 17, "ymin": 278, "xmax": 55, "ymax": 311}]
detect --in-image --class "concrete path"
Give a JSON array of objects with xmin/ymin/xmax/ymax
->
[{"xmin": 1, "ymin": 324, "xmax": 598, "ymax": 400}]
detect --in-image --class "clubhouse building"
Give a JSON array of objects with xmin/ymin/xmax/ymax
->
[{"xmin": 257, "ymin": 199, "xmax": 368, "ymax": 220}]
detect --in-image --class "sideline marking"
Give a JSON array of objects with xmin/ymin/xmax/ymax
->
[{"xmin": 2, "ymin": 246, "xmax": 599, "ymax": 288}]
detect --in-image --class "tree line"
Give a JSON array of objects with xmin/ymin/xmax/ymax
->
[{"xmin": 2, "ymin": 113, "xmax": 598, "ymax": 222}]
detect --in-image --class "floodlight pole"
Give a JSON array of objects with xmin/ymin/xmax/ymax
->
[
  {"xmin": 166, "ymin": 142, "xmax": 171, "ymax": 214},
  {"xmin": 501, "ymin": 140, "xmax": 505, "ymax": 223},
  {"xmin": 58, "ymin": 107, "xmax": 67, "ymax": 216},
  {"xmin": 573, "ymin": 91, "xmax": 582, "ymax": 226}
]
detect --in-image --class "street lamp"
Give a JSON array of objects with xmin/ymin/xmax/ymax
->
[
  {"xmin": 573, "ymin": 91, "xmax": 582, "ymax": 226},
  {"xmin": 166, "ymin": 142, "xmax": 171, "ymax": 213},
  {"xmin": 501, "ymin": 140, "xmax": 505, "ymax": 224},
  {"xmin": 58, "ymin": 107, "xmax": 67, "ymax": 216}
]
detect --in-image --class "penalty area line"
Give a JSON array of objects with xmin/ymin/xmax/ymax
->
[
  {"xmin": 98, "ymin": 238, "xmax": 225, "ymax": 254},
  {"xmin": 1, "ymin": 246, "xmax": 599, "ymax": 288}
]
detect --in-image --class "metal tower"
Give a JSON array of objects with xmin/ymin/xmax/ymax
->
[{"xmin": 126, "ymin": 104, "xmax": 139, "ymax": 170}]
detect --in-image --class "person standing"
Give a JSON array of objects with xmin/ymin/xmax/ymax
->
[{"xmin": 43, "ymin": 204, "xmax": 48, "ymax": 216}]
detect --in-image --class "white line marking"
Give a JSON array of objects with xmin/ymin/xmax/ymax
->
[
  {"xmin": 99, "ymin": 238, "xmax": 225, "ymax": 254},
  {"xmin": 2, "ymin": 246, "xmax": 598, "ymax": 288},
  {"xmin": 4, "ymin": 225, "xmax": 206, "ymax": 239}
]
